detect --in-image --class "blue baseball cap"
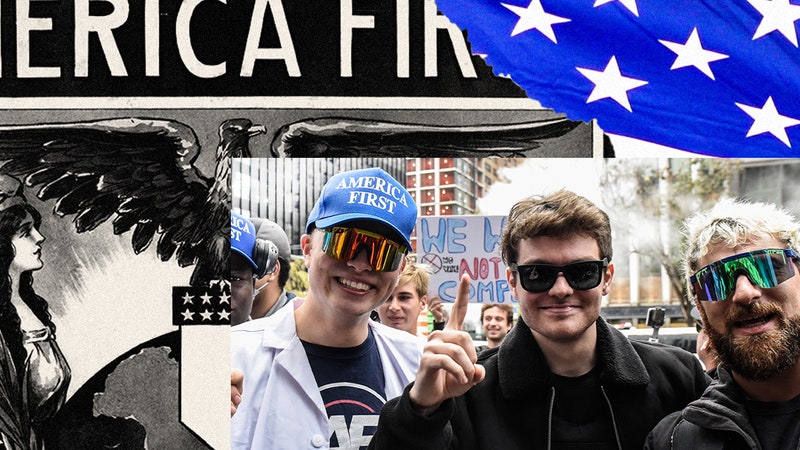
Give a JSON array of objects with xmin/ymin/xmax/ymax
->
[
  {"xmin": 306, "ymin": 168, "xmax": 417, "ymax": 248},
  {"xmin": 231, "ymin": 211, "xmax": 258, "ymax": 269}
]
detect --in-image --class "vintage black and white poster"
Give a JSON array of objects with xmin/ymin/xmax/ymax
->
[{"xmin": 0, "ymin": 0, "xmax": 619, "ymax": 448}]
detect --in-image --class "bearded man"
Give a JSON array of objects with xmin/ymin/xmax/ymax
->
[{"xmin": 646, "ymin": 198, "xmax": 800, "ymax": 450}]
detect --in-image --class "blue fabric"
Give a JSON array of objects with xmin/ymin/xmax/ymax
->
[
  {"xmin": 231, "ymin": 211, "xmax": 258, "ymax": 269},
  {"xmin": 435, "ymin": 0, "xmax": 800, "ymax": 157},
  {"xmin": 306, "ymin": 168, "xmax": 417, "ymax": 247}
]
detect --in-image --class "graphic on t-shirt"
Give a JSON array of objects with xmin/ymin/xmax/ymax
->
[{"xmin": 320, "ymin": 382, "xmax": 387, "ymax": 450}]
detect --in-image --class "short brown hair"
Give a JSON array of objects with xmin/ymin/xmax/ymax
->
[
  {"xmin": 480, "ymin": 303, "xmax": 514, "ymax": 325},
  {"xmin": 500, "ymin": 189, "xmax": 612, "ymax": 266}
]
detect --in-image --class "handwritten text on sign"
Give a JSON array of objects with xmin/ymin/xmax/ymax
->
[{"xmin": 418, "ymin": 215, "xmax": 516, "ymax": 303}]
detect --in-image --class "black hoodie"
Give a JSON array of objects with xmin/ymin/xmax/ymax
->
[
  {"xmin": 645, "ymin": 366, "xmax": 794, "ymax": 450},
  {"xmin": 371, "ymin": 317, "xmax": 710, "ymax": 450}
]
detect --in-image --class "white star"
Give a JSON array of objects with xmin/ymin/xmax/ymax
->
[
  {"xmin": 736, "ymin": 96, "xmax": 800, "ymax": 147},
  {"xmin": 181, "ymin": 308, "xmax": 196, "ymax": 322},
  {"xmin": 502, "ymin": 0, "xmax": 571, "ymax": 42},
  {"xmin": 747, "ymin": 0, "xmax": 800, "ymax": 46},
  {"xmin": 200, "ymin": 293, "xmax": 213, "ymax": 304},
  {"xmin": 658, "ymin": 28, "xmax": 729, "ymax": 80},
  {"xmin": 200, "ymin": 309, "xmax": 214, "ymax": 322},
  {"xmin": 576, "ymin": 56, "xmax": 648, "ymax": 112},
  {"xmin": 218, "ymin": 310, "xmax": 231, "ymax": 321},
  {"xmin": 593, "ymin": 0, "xmax": 639, "ymax": 17},
  {"xmin": 219, "ymin": 292, "xmax": 230, "ymax": 305},
  {"xmin": 182, "ymin": 292, "xmax": 193, "ymax": 305}
]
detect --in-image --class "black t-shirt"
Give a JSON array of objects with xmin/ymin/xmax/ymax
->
[
  {"xmin": 747, "ymin": 391, "xmax": 800, "ymax": 450},
  {"xmin": 302, "ymin": 328, "xmax": 386, "ymax": 450},
  {"xmin": 551, "ymin": 366, "xmax": 617, "ymax": 450}
]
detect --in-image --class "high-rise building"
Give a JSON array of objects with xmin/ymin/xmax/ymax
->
[{"xmin": 405, "ymin": 158, "xmax": 524, "ymax": 251}]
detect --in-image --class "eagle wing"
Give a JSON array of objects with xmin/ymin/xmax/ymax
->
[
  {"xmin": 269, "ymin": 117, "xmax": 586, "ymax": 157},
  {"xmin": 0, "ymin": 117, "xmax": 215, "ymax": 283}
]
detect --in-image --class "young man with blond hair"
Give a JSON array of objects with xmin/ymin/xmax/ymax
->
[{"xmin": 376, "ymin": 262, "xmax": 432, "ymax": 338}]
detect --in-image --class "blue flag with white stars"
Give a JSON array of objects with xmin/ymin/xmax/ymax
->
[{"xmin": 435, "ymin": 0, "xmax": 800, "ymax": 157}]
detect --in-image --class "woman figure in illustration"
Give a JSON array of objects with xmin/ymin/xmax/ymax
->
[{"xmin": 0, "ymin": 174, "xmax": 70, "ymax": 449}]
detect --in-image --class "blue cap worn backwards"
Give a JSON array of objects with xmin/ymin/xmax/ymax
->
[
  {"xmin": 306, "ymin": 168, "xmax": 418, "ymax": 248},
  {"xmin": 231, "ymin": 211, "xmax": 258, "ymax": 269}
]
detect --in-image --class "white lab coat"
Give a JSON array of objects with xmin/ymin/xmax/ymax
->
[{"xmin": 231, "ymin": 299, "xmax": 422, "ymax": 449}]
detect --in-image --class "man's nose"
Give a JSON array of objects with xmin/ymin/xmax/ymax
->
[
  {"xmin": 548, "ymin": 272, "xmax": 573, "ymax": 297},
  {"xmin": 730, "ymin": 274, "xmax": 761, "ymax": 305},
  {"xmin": 347, "ymin": 247, "xmax": 374, "ymax": 272}
]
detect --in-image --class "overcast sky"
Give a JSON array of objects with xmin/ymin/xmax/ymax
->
[{"xmin": 477, "ymin": 159, "xmax": 608, "ymax": 216}]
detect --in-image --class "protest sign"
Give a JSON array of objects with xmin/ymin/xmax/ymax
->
[{"xmin": 417, "ymin": 215, "xmax": 517, "ymax": 304}]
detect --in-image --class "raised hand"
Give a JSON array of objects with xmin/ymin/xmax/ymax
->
[
  {"xmin": 428, "ymin": 296, "xmax": 445, "ymax": 323},
  {"xmin": 409, "ymin": 274, "xmax": 485, "ymax": 415}
]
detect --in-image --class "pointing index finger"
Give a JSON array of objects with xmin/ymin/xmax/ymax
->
[{"xmin": 445, "ymin": 274, "xmax": 470, "ymax": 331}]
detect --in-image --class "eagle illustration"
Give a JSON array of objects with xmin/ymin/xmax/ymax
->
[
  {"xmin": 0, "ymin": 117, "xmax": 266, "ymax": 286},
  {"xmin": 268, "ymin": 116, "xmax": 592, "ymax": 157}
]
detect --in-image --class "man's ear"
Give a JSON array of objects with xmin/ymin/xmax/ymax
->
[
  {"xmin": 507, "ymin": 267, "xmax": 519, "ymax": 299},
  {"xmin": 255, "ymin": 260, "xmax": 280, "ymax": 289},
  {"xmin": 301, "ymin": 233, "xmax": 313, "ymax": 268},
  {"xmin": 602, "ymin": 262, "xmax": 615, "ymax": 296}
]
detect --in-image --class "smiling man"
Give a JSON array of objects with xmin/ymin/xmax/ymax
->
[
  {"xmin": 647, "ymin": 198, "xmax": 800, "ymax": 449},
  {"xmin": 231, "ymin": 167, "xmax": 422, "ymax": 449},
  {"xmin": 475, "ymin": 303, "xmax": 514, "ymax": 353},
  {"xmin": 370, "ymin": 190, "xmax": 709, "ymax": 450},
  {"xmin": 375, "ymin": 262, "xmax": 430, "ymax": 339}
]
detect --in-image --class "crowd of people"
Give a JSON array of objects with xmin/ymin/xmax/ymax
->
[{"xmin": 231, "ymin": 167, "xmax": 800, "ymax": 449}]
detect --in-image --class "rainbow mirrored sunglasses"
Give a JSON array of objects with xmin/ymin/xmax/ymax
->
[
  {"xmin": 319, "ymin": 227, "xmax": 407, "ymax": 272},
  {"xmin": 690, "ymin": 248, "xmax": 799, "ymax": 302}
]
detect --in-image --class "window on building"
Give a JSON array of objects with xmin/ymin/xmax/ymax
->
[
  {"xmin": 740, "ymin": 165, "xmax": 781, "ymax": 204},
  {"xmin": 440, "ymin": 188, "xmax": 455, "ymax": 202},
  {"xmin": 739, "ymin": 162, "xmax": 800, "ymax": 217},
  {"xmin": 457, "ymin": 176, "xmax": 471, "ymax": 190},
  {"xmin": 782, "ymin": 163, "xmax": 800, "ymax": 215}
]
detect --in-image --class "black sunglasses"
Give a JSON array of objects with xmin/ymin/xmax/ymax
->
[{"xmin": 510, "ymin": 259, "xmax": 608, "ymax": 293}]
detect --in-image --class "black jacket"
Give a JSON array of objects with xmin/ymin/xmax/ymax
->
[
  {"xmin": 371, "ymin": 317, "xmax": 710, "ymax": 450},
  {"xmin": 646, "ymin": 367, "xmax": 778, "ymax": 450}
]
